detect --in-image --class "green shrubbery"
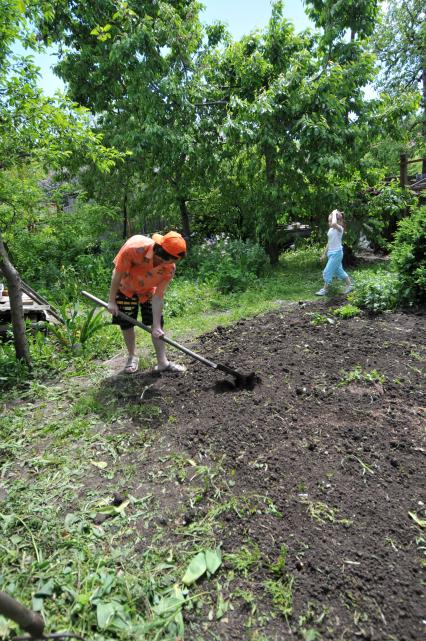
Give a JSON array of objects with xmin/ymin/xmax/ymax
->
[
  {"xmin": 349, "ymin": 270, "xmax": 399, "ymax": 312},
  {"xmin": 350, "ymin": 205, "xmax": 425, "ymax": 312},
  {"xmin": 391, "ymin": 205, "xmax": 425, "ymax": 307},
  {"xmin": 8, "ymin": 200, "xmax": 120, "ymax": 300},
  {"xmin": 364, "ymin": 183, "xmax": 416, "ymax": 249},
  {"xmin": 180, "ymin": 238, "xmax": 270, "ymax": 293}
]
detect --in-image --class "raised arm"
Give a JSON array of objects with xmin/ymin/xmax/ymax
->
[{"xmin": 330, "ymin": 209, "xmax": 343, "ymax": 231}]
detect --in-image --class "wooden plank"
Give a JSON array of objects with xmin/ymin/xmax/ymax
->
[
  {"xmin": 21, "ymin": 280, "xmax": 64, "ymax": 324},
  {"xmin": 0, "ymin": 300, "xmax": 50, "ymax": 313},
  {"xmin": 0, "ymin": 304, "xmax": 49, "ymax": 314},
  {"xmin": 406, "ymin": 157, "xmax": 425, "ymax": 165}
]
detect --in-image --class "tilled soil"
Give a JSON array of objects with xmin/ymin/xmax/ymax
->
[{"xmin": 136, "ymin": 299, "xmax": 425, "ymax": 641}]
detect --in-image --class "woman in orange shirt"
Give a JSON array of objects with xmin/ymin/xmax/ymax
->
[{"xmin": 107, "ymin": 231, "xmax": 187, "ymax": 374}]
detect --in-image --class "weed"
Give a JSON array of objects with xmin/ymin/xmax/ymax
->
[
  {"xmin": 233, "ymin": 588, "xmax": 257, "ymax": 615},
  {"xmin": 341, "ymin": 454, "xmax": 374, "ymax": 477},
  {"xmin": 269, "ymin": 545, "xmax": 288, "ymax": 576},
  {"xmin": 298, "ymin": 601, "xmax": 328, "ymax": 631},
  {"xmin": 309, "ymin": 312, "xmax": 332, "ymax": 326},
  {"xmin": 49, "ymin": 303, "xmax": 107, "ymax": 351},
  {"xmin": 338, "ymin": 366, "xmax": 385, "ymax": 386},
  {"xmin": 385, "ymin": 537, "xmax": 399, "ymax": 552},
  {"xmin": 333, "ymin": 304, "xmax": 361, "ymax": 319},
  {"xmin": 162, "ymin": 453, "xmax": 190, "ymax": 483},
  {"xmin": 264, "ymin": 575, "xmax": 294, "ymax": 619},
  {"xmin": 415, "ymin": 537, "xmax": 426, "ymax": 567},
  {"xmin": 301, "ymin": 499, "xmax": 352, "ymax": 527},
  {"xmin": 226, "ymin": 543, "xmax": 261, "ymax": 576},
  {"xmin": 301, "ymin": 630, "xmax": 320, "ymax": 641}
]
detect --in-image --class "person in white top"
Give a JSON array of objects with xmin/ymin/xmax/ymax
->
[{"xmin": 316, "ymin": 209, "xmax": 353, "ymax": 296}]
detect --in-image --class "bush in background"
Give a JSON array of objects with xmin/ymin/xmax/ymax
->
[
  {"xmin": 8, "ymin": 199, "xmax": 120, "ymax": 299},
  {"xmin": 349, "ymin": 206, "xmax": 425, "ymax": 312},
  {"xmin": 363, "ymin": 183, "xmax": 416, "ymax": 249},
  {"xmin": 349, "ymin": 270, "xmax": 399, "ymax": 312},
  {"xmin": 390, "ymin": 205, "xmax": 425, "ymax": 307},
  {"xmin": 180, "ymin": 238, "xmax": 270, "ymax": 293}
]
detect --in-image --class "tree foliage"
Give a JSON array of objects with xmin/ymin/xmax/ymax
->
[
  {"xmin": 372, "ymin": 0, "xmax": 426, "ymax": 167},
  {"xmin": 33, "ymin": 0, "xmax": 223, "ymax": 238},
  {"xmin": 391, "ymin": 205, "xmax": 426, "ymax": 306},
  {"xmin": 0, "ymin": 0, "xmax": 121, "ymax": 364},
  {"xmin": 202, "ymin": 1, "xmax": 382, "ymax": 260},
  {"xmin": 373, "ymin": 0, "xmax": 425, "ymax": 94},
  {"xmin": 24, "ymin": 0, "xmax": 421, "ymax": 264}
]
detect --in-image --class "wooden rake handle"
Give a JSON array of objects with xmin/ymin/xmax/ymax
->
[{"xmin": 0, "ymin": 591, "xmax": 44, "ymax": 638}]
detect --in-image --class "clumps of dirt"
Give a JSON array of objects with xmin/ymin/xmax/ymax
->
[{"xmin": 214, "ymin": 369, "xmax": 261, "ymax": 391}]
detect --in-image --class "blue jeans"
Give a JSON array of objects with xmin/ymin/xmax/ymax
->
[{"xmin": 323, "ymin": 250, "xmax": 348, "ymax": 284}]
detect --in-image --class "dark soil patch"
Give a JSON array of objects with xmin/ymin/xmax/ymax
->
[{"xmin": 129, "ymin": 299, "xmax": 425, "ymax": 640}]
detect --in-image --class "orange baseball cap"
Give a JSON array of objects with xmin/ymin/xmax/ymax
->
[{"xmin": 152, "ymin": 231, "xmax": 187, "ymax": 258}]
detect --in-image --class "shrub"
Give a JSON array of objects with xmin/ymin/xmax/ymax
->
[
  {"xmin": 180, "ymin": 239, "xmax": 270, "ymax": 293},
  {"xmin": 349, "ymin": 271, "xmax": 399, "ymax": 312},
  {"xmin": 364, "ymin": 183, "xmax": 416, "ymax": 249},
  {"xmin": 8, "ymin": 200, "xmax": 120, "ymax": 295},
  {"xmin": 163, "ymin": 287, "xmax": 188, "ymax": 317},
  {"xmin": 390, "ymin": 206, "xmax": 426, "ymax": 307}
]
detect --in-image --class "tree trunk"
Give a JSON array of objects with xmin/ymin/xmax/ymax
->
[
  {"xmin": 342, "ymin": 242, "xmax": 357, "ymax": 268},
  {"xmin": 263, "ymin": 142, "xmax": 281, "ymax": 265},
  {"xmin": 400, "ymin": 153, "xmax": 408, "ymax": 187},
  {"xmin": 0, "ymin": 232, "xmax": 32, "ymax": 366},
  {"xmin": 423, "ymin": 63, "xmax": 426, "ymax": 175},
  {"xmin": 122, "ymin": 189, "xmax": 129, "ymax": 239},
  {"xmin": 265, "ymin": 240, "xmax": 281, "ymax": 266},
  {"xmin": 178, "ymin": 197, "xmax": 191, "ymax": 244}
]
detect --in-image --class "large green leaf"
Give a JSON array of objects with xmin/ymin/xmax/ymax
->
[
  {"xmin": 205, "ymin": 548, "xmax": 222, "ymax": 575},
  {"xmin": 182, "ymin": 551, "xmax": 207, "ymax": 585},
  {"xmin": 96, "ymin": 601, "xmax": 116, "ymax": 629},
  {"xmin": 35, "ymin": 578, "xmax": 54, "ymax": 597}
]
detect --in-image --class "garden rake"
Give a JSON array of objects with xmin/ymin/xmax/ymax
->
[{"xmin": 81, "ymin": 290, "xmax": 259, "ymax": 389}]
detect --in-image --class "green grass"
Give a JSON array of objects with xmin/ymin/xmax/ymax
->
[
  {"xmin": 0, "ymin": 371, "xmax": 223, "ymax": 640},
  {"xmin": 263, "ymin": 575, "xmax": 294, "ymax": 619}
]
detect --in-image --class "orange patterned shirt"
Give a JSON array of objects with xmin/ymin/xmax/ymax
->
[{"xmin": 113, "ymin": 235, "xmax": 176, "ymax": 302}]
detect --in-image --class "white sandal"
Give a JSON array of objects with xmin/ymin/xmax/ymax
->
[
  {"xmin": 154, "ymin": 361, "xmax": 186, "ymax": 373},
  {"xmin": 124, "ymin": 355, "xmax": 139, "ymax": 374}
]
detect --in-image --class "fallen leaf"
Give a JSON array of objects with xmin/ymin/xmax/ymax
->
[
  {"xmin": 409, "ymin": 511, "xmax": 426, "ymax": 528},
  {"xmin": 90, "ymin": 460, "xmax": 108, "ymax": 469}
]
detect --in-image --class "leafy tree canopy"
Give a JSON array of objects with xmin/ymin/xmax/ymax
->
[{"xmin": 373, "ymin": 0, "xmax": 425, "ymax": 94}]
